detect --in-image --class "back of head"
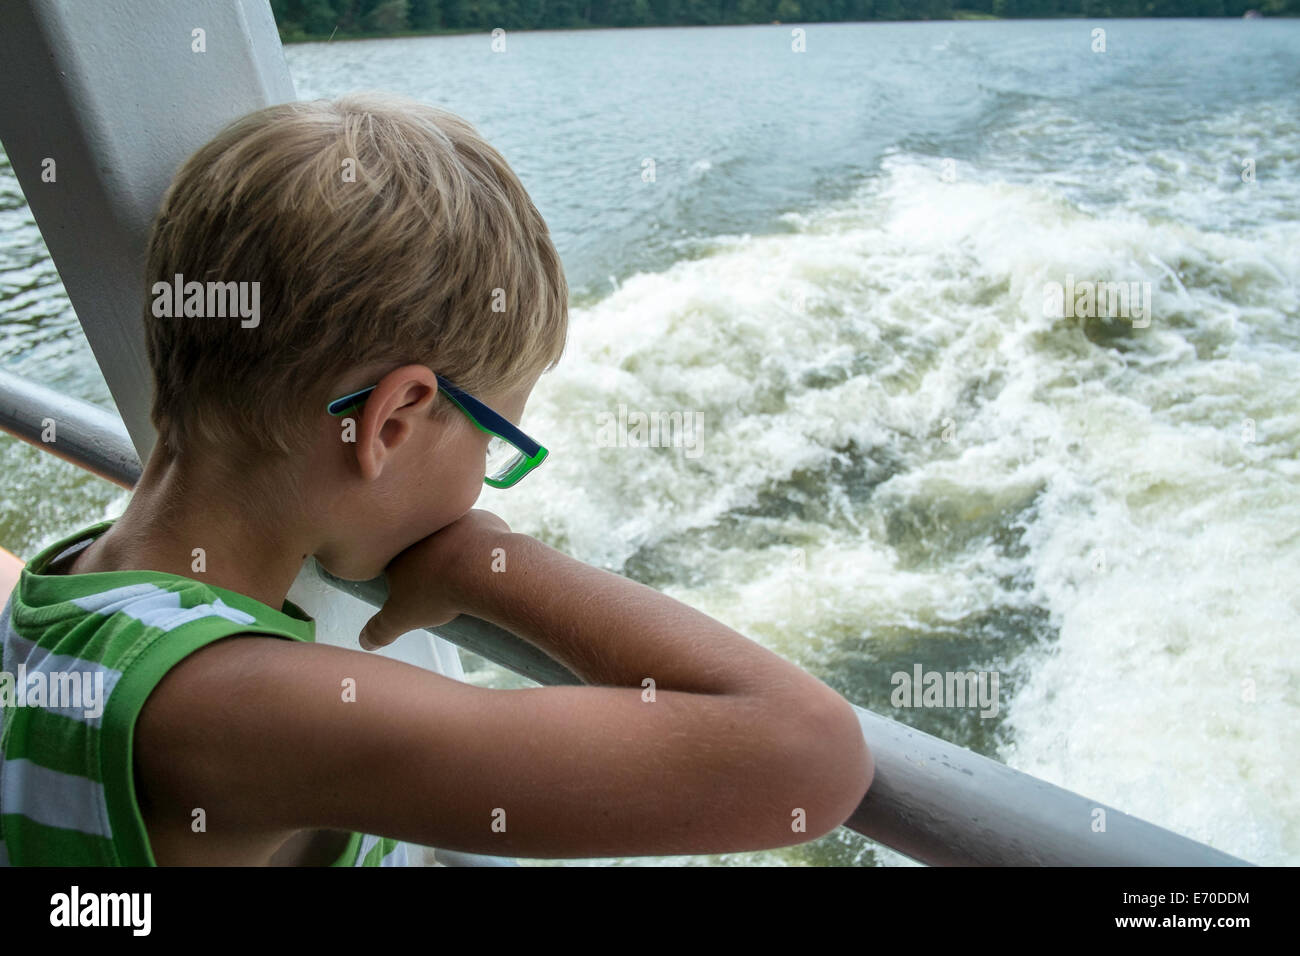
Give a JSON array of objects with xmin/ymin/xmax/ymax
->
[{"xmin": 143, "ymin": 92, "xmax": 568, "ymax": 467}]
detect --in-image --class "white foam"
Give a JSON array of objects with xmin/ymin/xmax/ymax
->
[{"xmin": 485, "ymin": 146, "xmax": 1300, "ymax": 865}]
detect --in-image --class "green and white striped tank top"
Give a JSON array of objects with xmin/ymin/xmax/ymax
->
[{"xmin": 0, "ymin": 519, "xmax": 407, "ymax": 866}]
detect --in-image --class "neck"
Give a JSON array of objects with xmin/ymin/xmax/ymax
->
[{"xmin": 87, "ymin": 440, "xmax": 317, "ymax": 610}]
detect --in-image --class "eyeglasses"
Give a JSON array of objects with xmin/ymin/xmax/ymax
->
[{"xmin": 327, "ymin": 374, "xmax": 547, "ymax": 489}]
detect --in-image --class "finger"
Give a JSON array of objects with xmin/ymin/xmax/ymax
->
[{"xmin": 359, "ymin": 607, "xmax": 405, "ymax": 651}]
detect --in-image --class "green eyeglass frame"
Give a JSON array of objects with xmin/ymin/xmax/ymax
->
[{"xmin": 327, "ymin": 374, "xmax": 548, "ymax": 489}]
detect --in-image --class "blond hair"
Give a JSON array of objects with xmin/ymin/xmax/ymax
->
[{"xmin": 143, "ymin": 92, "xmax": 567, "ymax": 464}]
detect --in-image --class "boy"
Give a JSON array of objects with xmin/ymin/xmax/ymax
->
[{"xmin": 0, "ymin": 93, "xmax": 872, "ymax": 866}]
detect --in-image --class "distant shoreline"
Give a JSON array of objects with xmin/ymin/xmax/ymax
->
[{"xmin": 278, "ymin": 13, "xmax": 1281, "ymax": 45}]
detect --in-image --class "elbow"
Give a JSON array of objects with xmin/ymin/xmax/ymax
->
[
  {"xmin": 713, "ymin": 693, "xmax": 873, "ymax": 853},
  {"xmin": 790, "ymin": 697, "xmax": 873, "ymax": 839}
]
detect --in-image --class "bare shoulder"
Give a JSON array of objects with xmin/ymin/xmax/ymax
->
[{"xmin": 135, "ymin": 633, "xmax": 869, "ymax": 863}]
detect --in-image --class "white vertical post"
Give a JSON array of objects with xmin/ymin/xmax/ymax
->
[{"xmin": 0, "ymin": 0, "xmax": 295, "ymax": 459}]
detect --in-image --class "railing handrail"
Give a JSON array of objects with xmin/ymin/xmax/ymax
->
[
  {"xmin": 0, "ymin": 370, "xmax": 141, "ymax": 490},
  {"xmin": 0, "ymin": 367, "xmax": 1253, "ymax": 866}
]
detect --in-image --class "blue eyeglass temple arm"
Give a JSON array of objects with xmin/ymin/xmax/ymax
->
[
  {"xmin": 326, "ymin": 386, "xmax": 377, "ymax": 417},
  {"xmin": 327, "ymin": 377, "xmax": 542, "ymax": 457},
  {"xmin": 436, "ymin": 379, "xmax": 543, "ymax": 457}
]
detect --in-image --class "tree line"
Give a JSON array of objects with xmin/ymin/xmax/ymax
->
[{"xmin": 270, "ymin": 0, "xmax": 1296, "ymax": 38}]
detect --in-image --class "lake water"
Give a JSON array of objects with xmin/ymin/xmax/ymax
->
[{"xmin": 2, "ymin": 19, "xmax": 1297, "ymax": 867}]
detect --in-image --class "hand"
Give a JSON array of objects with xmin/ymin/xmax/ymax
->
[{"xmin": 359, "ymin": 509, "xmax": 512, "ymax": 651}]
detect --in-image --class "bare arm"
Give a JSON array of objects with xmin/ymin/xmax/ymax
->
[
  {"xmin": 136, "ymin": 513, "xmax": 873, "ymax": 860},
  {"xmin": 367, "ymin": 522, "xmax": 848, "ymax": 703}
]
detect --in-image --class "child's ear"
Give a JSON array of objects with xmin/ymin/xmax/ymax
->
[{"xmin": 352, "ymin": 367, "xmax": 439, "ymax": 481}]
